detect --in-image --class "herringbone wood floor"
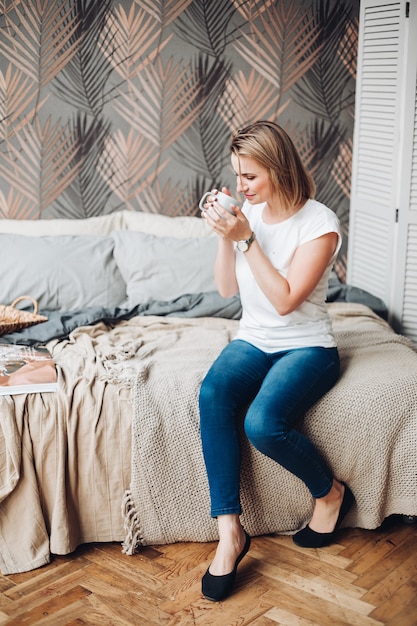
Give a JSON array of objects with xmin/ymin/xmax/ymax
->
[{"xmin": 1, "ymin": 516, "xmax": 416, "ymax": 625}]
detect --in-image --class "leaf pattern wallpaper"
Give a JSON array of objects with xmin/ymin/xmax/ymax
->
[{"xmin": 0, "ymin": 0, "xmax": 359, "ymax": 279}]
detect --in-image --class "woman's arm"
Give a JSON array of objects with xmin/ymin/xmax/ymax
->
[
  {"xmin": 243, "ymin": 232, "xmax": 338, "ymax": 316},
  {"xmin": 202, "ymin": 188, "xmax": 338, "ymax": 313},
  {"xmin": 213, "ymin": 237, "xmax": 239, "ymax": 297},
  {"xmin": 203, "ymin": 195, "xmax": 338, "ymax": 314},
  {"xmin": 201, "ymin": 188, "xmax": 240, "ymax": 298}
]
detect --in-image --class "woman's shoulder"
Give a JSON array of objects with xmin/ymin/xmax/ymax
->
[
  {"xmin": 299, "ymin": 199, "xmax": 340, "ymax": 227},
  {"xmin": 296, "ymin": 199, "xmax": 341, "ymax": 247},
  {"xmin": 302, "ymin": 198, "xmax": 337, "ymax": 217}
]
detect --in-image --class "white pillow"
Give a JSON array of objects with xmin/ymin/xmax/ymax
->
[
  {"xmin": 112, "ymin": 230, "xmax": 218, "ymax": 306},
  {"xmin": 0, "ymin": 234, "xmax": 127, "ymax": 310}
]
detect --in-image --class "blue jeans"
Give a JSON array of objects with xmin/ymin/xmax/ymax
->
[{"xmin": 199, "ymin": 340, "xmax": 340, "ymax": 518}]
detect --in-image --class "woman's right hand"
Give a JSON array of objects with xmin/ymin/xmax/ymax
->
[
  {"xmin": 202, "ymin": 188, "xmax": 240, "ymax": 298},
  {"xmin": 201, "ymin": 188, "xmax": 227, "ymax": 225}
]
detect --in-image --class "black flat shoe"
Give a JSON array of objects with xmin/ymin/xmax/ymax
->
[
  {"xmin": 202, "ymin": 531, "xmax": 251, "ymax": 602},
  {"xmin": 293, "ymin": 483, "xmax": 354, "ymax": 548}
]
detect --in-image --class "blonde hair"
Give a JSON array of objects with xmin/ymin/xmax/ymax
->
[{"xmin": 230, "ymin": 121, "xmax": 315, "ymax": 209}]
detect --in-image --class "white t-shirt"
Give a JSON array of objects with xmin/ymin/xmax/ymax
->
[{"xmin": 234, "ymin": 198, "xmax": 342, "ymax": 352}]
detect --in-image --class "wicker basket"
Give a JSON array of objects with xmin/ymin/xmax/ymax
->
[{"xmin": 0, "ymin": 296, "xmax": 48, "ymax": 336}]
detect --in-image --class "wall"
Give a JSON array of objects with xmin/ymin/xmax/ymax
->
[{"xmin": 0, "ymin": 0, "xmax": 359, "ymax": 278}]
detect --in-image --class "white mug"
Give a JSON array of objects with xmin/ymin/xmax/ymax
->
[{"xmin": 199, "ymin": 190, "xmax": 240, "ymax": 216}]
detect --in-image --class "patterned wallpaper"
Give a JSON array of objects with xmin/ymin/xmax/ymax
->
[{"xmin": 0, "ymin": 0, "xmax": 359, "ymax": 278}]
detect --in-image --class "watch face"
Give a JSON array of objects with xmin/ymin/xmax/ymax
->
[{"xmin": 237, "ymin": 240, "xmax": 249, "ymax": 252}]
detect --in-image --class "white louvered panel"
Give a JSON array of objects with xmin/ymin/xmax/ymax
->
[
  {"xmin": 348, "ymin": 0, "xmax": 407, "ymax": 310},
  {"xmin": 354, "ymin": 3, "xmax": 402, "ymax": 205},
  {"xmin": 349, "ymin": 0, "xmax": 417, "ymax": 343},
  {"xmin": 348, "ymin": 212, "xmax": 391, "ymax": 302},
  {"xmin": 396, "ymin": 4, "xmax": 417, "ymax": 344},
  {"xmin": 410, "ymin": 82, "xmax": 417, "ymax": 210},
  {"xmin": 401, "ymin": 224, "xmax": 417, "ymax": 345}
]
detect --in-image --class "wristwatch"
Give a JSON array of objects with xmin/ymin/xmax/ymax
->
[{"xmin": 236, "ymin": 232, "xmax": 256, "ymax": 252}]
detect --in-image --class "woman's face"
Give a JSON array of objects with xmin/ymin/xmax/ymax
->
[{"xmin": 231, "ymin": 153, "xmax": 274, "ymax": 205}]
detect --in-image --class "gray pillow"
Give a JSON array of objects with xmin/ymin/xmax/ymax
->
[
  {"xmin": 111, "ymin": 230, "xmax": 218, "ymax": 306},
  {"xmin": 0, "ymin": 234, "xmax": 127, "ymax": 311}
]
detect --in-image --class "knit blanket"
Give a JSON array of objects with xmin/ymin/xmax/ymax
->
[{"xmin": 121, "ymin": 303, "xmax": 417, "ymax": 554}]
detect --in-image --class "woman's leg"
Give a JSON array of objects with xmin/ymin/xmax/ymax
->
[
  {"xmin": 244, "ymin": 346, "xmax": 346, "ymax": 534},
  {"xmin": 199, "ymin": 340, "xmax": 270, "ymax": 578},
  {"xmin": 199, "ymin": 339, "xmax": 271, "ymax": 517},
  {"xmin": 244, "ymin": 346, "xmax": 340, "ymax": 497}
]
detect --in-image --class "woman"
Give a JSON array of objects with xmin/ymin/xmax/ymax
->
[{"xmin": 199, "ymin": 120, "xmax": 353, "ymax": 602}]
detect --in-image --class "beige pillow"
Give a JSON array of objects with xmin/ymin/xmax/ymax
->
[
  {"xmin": 0, "ymin": 210, "xmax": 213, "ymax": 239},
  {"xmin": 120, "ymin": 210, "xmax": 214, "ymax": 238},
  {"xmin": 0, "ymin": 212, "xmax": 125, "ymax": 236}
]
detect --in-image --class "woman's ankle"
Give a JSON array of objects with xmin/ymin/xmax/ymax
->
[
  {"xmin": 309, "ymin": 480, "xmax": 344, "ymax": 533},
  {"xmin": 209, "ymin": 515, "xmax": 246, "ymax": 575}
]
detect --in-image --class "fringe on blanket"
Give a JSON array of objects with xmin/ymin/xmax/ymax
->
[
  {"xmin": 121, "ymin": 489, "xmax": 145, "ymax": 555},
  {"xmin": 99, "ymin": 339, "xmax": 144, "ymax": 388}
]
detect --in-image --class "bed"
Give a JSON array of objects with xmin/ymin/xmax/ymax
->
[{"xmin": 0, "ymin": 211, "xmax": 416, "ymax": 575}]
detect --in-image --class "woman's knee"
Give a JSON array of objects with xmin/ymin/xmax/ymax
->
[
  {"xmin": 244, "ymin": 408, "xmax": 287, "ymax": 451},
  {"xmin": 199, "ymin": 370, "xmax": 239, "ymax": 430},
  {"xmin": 199, "ymin": 368, "xmax": 229, "ymax": 406},
  {"xmin": 199, "ymin": 372, "xmax": 213, "ymax": 400}
]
